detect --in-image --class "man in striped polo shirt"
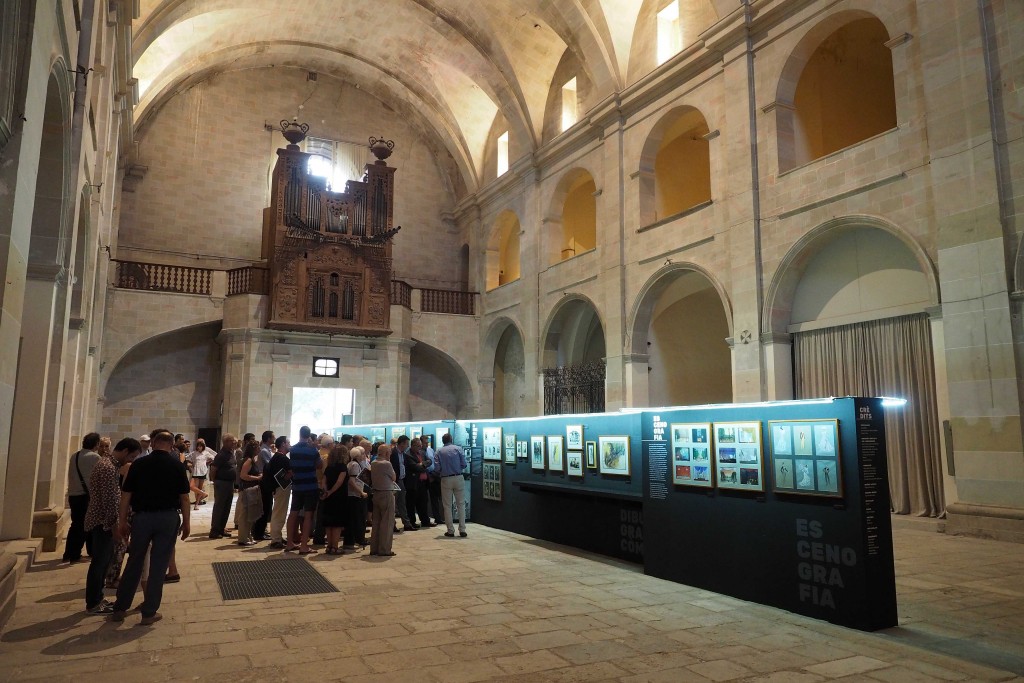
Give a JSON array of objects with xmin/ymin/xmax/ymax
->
[{"xmin": 284, "ymin": 426, "xmax": 324, "ymax": 554}]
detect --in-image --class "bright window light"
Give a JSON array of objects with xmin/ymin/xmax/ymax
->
[
  {"xmin": 657, "ymin": 2, "xmax": 682, "ymax": 66},
  {"xmin": 561, "ymin": 77, "xmax": 578, "ymax": 132},
  {"xmin": 497, "ymin": 130, "xmax": 510, "ymax": 176}
]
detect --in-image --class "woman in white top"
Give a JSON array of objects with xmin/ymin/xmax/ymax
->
[
  {"xmin": 344, "ymin": 446, "xmax": 369, "ymax": 550},
  {"xmin": 188, "ymin": 439, "xmax": 214, "ymax": 508}
]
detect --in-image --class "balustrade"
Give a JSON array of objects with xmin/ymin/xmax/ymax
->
[
  {"xmin": 113, "ymin": 260, "xmax": 211, "ymax": 295},
  {"xmin": 420, "ymin": 287, "xmax": 475, "ymax": 315}
]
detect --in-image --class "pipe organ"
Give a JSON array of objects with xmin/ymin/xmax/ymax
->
[{"xmin": 263, "ymin": 126, "xmax": 399, "ymax": 336}]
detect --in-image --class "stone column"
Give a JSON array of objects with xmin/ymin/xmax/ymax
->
[
  {"xmin": 1, "ymin": 269, "xmax": 59, "ymax": 540},
  {"xmin": 622, "ymin": 353, "xmax": 650, "ymax": 408},
  {"xmin": 761, "ymin": 332, "xmax": 793, "ymax": 400}
]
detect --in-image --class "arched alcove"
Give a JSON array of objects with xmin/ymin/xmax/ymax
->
[
  {"xmin": 542, "ymin": 297, "xmax": 606, "ymax": 414},
  {"xmin": 768, "ymin": 220, "xmax": 943, "ymax": 517},
  {"xmin": 777, "ymin": 14, "xmax": 896, "ymax": 171},
  {"xmin": 409, "ymin": 340, "xmax": 474, "ymax": 420},
  {"xmin": 485, "ymin": 211, "xmax": 521, "ymax": 290},
  {"xmin": 489, "ymin": 321, "xmax": 527, "ymax": 418},
  {"xmin": 100, "ymin": 322, "xmax": 223, "ymax": 441},
  {"xmin": 548, "ymin": 169, "xmax": 597, "ymax": 264},
  {"xmin": 631, "ymin": 266, "xmax": 732, "ymax": 406},
  {"xmin": 638, "ymin": 106, "xmax": 711, "ymax": 226}
]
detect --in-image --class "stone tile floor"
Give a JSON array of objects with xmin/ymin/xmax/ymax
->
[{"xmin": 1, "ymin": 506, "xmax": 1023, "ymax": 682}]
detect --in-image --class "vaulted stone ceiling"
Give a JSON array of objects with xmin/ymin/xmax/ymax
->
[{"xmin": 132, "ymin": 0, "xmax": 727, "ymax": 193}]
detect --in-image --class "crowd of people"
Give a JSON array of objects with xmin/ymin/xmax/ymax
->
[{"xmin": 63, "ymin": 426, "xmax": 469, "ymax": 626}]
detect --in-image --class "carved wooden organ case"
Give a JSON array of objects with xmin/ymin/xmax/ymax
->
[{"xmin": 263, "ymin": 142, "xmax": 399, "ymax": 336}]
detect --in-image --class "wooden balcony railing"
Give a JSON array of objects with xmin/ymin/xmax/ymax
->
[
  {"xmin": 113, "ymin": 260, "xmax": 476, "ymax": 317},
  {"xmin": 421, "ymin": 287, "xmax": 475, "ymax": 315},
  {"xmin": 226, "ymin": 266, "xmax": 269, "ymax": 296},
  {"xmin": 113, "ymin": 260, "xmax": 211, "ymax": 295},
  {"xmin": 391, "ymin": 279, "xmax": 413, "ymax": 308}
]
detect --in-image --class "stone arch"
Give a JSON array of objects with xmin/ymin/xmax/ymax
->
[
  {"xmin": 99, "ymin": 321, "xmax": 223, "ymax": 439},
  {"xmin": 545, "ymin": 167, "xmax": 597, "ymax": 265},
  {"xmin": 541, "ymin": 47, "xmax": 594, "ymax": 142},
  {"xmin": 628, "ymin": 263, "xmax": 733, "ymax": 406},
  {"xmin": 541, "ymin": 294, "xmax": 606, "ymax": 369},
  {"xmin": 762, "ymin": 215, "xmax": 938, "ymax": 336},
  {"xmin": 409, "ymin": 338, "xmax": 475, "ymax": 420},
  {"xmin": 485, "ymin": 210, "xmax": 521, "ymax": 290},
  {"xmin": 638, "ymin": 105, "xmax": 712, "ymax": 226},
  {"xmin": 29, "ymin": 61, "xmax": 74, "ymax": 268},
  {"xmin": 775, "ymin": 10, "xmax": 897, "ymax": 171},
  {"xmin": 484, "ymin": 317, "xmax": 528, "ymax": 418}
]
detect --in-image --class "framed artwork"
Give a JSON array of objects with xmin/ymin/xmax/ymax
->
[
  {"xmin": 567, "ymin": 450, "xmax": 584, "ymax": 477},
  {"xmin": 482, "ymin": 426, "xmax": 502, "ymax": 461},
  {"xmin": 769, "ymin": 419, "xmax": 842, "ymax": 497},
  {"xmin": 435, "ymin": 426, "xmax": 450, "ymax": 445},
  {"xmin": 370, "ymin": 427, "xmax": 386, "ymax": 443},
  {"xmin": 530, "ymin": 436, "xmax": 546, "ymax": 470},
  {"xmin": 598, "ymin": 436, "xmax": 631, "ymax": 477},
  {"xmin": 585, "ymin": 441, "xmax": 597, "ymax": 469},
  {"xmin": 566, "ymin": 425, "xmax": 584, "ymax": 451},
  {"xmin": 547, "ymin": 436, "xmax": 565, "ymax": 472},
  {"xmin": 516, "ymin": 440, "xmax": 527, "ymax": 460},
  {"xmin": 482, "ymin": 462, "xmax": 502, "ymax": 501},
  {"xmin": 671, "ymin": 422, "xmax": 714, "ymax": 488},
  {"xmin": 713, "ymin": 421, "xmax": 763, "ymax": 492},
  {"xmin": 504, "ymin": 433, "xmax": 517, "ymax": 464},
  {"xmin": 392, "ymin": 426, "xmax": 406, "ymax": 439},
  {"xmin": 410, "ymin": 426, "xmax": 422, "ymax": 439}
]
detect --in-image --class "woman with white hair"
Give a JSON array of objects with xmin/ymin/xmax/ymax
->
[{"xmin": 344, "ymin": 446, "xmax": 369, "ymax": 551}]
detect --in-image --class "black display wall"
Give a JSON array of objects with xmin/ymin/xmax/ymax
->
[
  {"xmin": 343, "ymin": 398, "xmax": 896, "ymax": 631},
  {"xmin": 464, "ymin": 414, "xmax": 644, "ymax": 563},
  {"xmin": 640, "ymin": 398, "xmax": 895, "ymax": 631}
]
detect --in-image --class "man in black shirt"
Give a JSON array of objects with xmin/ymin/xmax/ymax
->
[
  {"xmin": 110, "ymin": 429, "xmax": 190, "ymax": 626},
  {"xmin": 208, "ymin": 434, "xmax": 238, "ymax": 539}
]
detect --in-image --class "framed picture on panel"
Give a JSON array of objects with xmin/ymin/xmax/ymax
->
[
  {"xmin": 713, "ymin": 421, "xmax": 763, "ymax": 492},
  {"xmin": 768, "ymin": 419, "xmax": 842, "ymax": 498},
  {"xmin": 530, "ymin": 436, "xmax": 545, "ymax": 471},
  {"xmin": 670, "ymin": 422, "xmax": 713, "ymax": 488},
  {"xmin": 566, "ymin": 425, "xmax": 583, "ymax": 451},
  {"xmin": 482, "ymin": 426, "xmax": 502, "ymax": 461},
  {"xmin": 598, "ymin": 436, "xmax": 630, "ymax": 477},
  {"xmin": 504, "ymin": 433, "xmax": 516, "ymax": 464},
  {"xmin": 547, "ymin": 436, "xmax": 565, "ymax": 472},
  {"xmin": 585, "ymin": 441, "xmax": 597, "ymax": 469},
  {"xmin": 566, "ymin": 450, "xmax": 584, "ymax": 477}
]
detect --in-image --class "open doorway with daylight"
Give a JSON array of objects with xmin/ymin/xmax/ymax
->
[{"xmin": 291, "ymin": 388, "xmax": 354, "ymax": 439}]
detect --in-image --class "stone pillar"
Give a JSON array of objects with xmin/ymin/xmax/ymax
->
[
  {"xmin": 623, "ymin": 353, "xmax": 650, "ymax": 408},
  {"xmin": 477, "ymin": 376, "xmax": 495, "ymax": 419},
  {"xmin": 1, "ymin": 271, "xmax": 59, "ymax": 540},
  {"xmin": 761, "ymin": 332, "xmax": 794, "ymax": 401},
  {"xmin": 358, "ymin": 345, "xmax": 378, "ymax": 424},
  {"xmin": 926, "ymin": 306, "xmax": 957, "ymax": 508},
  {"xmin": 922, "ymin": 3, "xmax": 1024, "ymax": 538}
]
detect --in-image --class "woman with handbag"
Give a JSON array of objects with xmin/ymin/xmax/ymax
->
[{"xmin": 236, "ymin": 442, "xmax": 263, "ymax": 546}]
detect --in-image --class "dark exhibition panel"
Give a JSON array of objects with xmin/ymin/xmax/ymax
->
[{"xmin": 347, "ymin": 397, "xmax": 896, "ymax": 631}]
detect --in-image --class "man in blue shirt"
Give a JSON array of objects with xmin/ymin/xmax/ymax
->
[
  {"xmin": 285, "ymin": 426, "xmax": 323, "ymax": 554},
  {"xmin": 435, "ymin": 433, "xmax": 468, "ymax": 538}
]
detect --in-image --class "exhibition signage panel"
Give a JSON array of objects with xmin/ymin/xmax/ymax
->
[{"xmin": 642, "ymin": 398, "xmax": 895, "ymax": 631}]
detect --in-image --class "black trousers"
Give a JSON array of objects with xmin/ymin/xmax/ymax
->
[
  {"xmin": 428, "ymin": 477, "xmax": 443, "ymax": 524},
  {"xmin": 405, "ymin": 478, "xmax": 430, "ymax": 526},
  {"xmin": 85, "ymin": 528, "xmax": 114, "ymax": 608},
  {"xmin": 252, "ymin": 484, "xmax": 274, "ymax": 539},
  {"xmin": 344, "ymin": 496, "xmax": 367, "ymax": 547},
  {"xmin": 63, "ymin": 494, "xmax": 92, "ymax": 561}
]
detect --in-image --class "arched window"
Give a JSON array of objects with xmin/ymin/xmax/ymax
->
[{"xmin": 638, "ymin": 107, "xmax": 711, "ymax": 226}]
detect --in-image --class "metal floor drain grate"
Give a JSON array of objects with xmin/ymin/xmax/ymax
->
[{"xmin": 212, "ymin": 558, "xmax": 339, "ymax": 600}]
